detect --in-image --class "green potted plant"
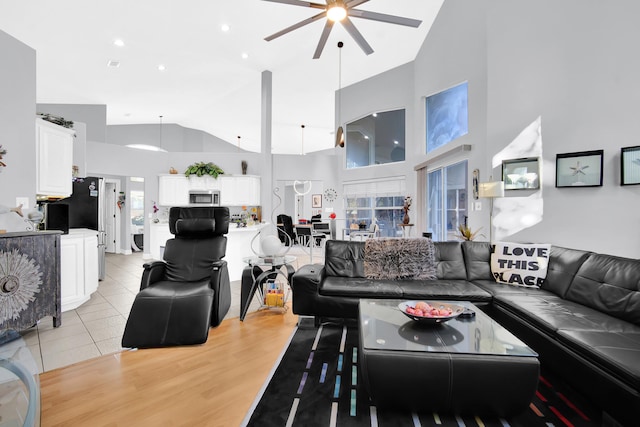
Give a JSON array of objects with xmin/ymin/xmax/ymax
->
[
  {"xmin": 184, "ymin": 162, "xmax": 225, "ymax": 178},
  {"xmin": 456, "ymin": 224, "xmax": 484, "ymax": 241}
]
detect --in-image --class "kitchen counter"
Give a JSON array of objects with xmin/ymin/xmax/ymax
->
[
  {"xmin": 60, "ymin": 228, "xmax": 99, "ymax": 312},
  {"xmin": 149, "ymin": 222, "xmax": 269, "ymax": 281}
]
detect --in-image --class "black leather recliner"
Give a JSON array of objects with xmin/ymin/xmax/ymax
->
[{"xmin": 121, "ymin": 207, "xmax": 231, "ymax": 348}]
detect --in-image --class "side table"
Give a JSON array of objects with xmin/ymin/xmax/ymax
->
[
  {"xmin": 240, "ymin": 255, "xmax": 296, "ymax": 321},
  {"xmin": 398, "ymin": 223, "xmax": 414, "ymax": 237}
]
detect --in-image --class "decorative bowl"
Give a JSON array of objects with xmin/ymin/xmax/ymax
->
[{"xmin": 397, "ymin": 301, "xmax": 466, "ymax": 325}]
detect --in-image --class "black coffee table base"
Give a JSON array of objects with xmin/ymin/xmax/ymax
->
[{"xmin": 359, "ymin": 345, "xmax": 539, "ymax": 417}]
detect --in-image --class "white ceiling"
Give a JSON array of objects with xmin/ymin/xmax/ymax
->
[{"xmin": 0, "ymin": 0, "xmax": 442, "ymax": 154}]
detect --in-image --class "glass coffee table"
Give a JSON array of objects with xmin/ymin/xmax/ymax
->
[{"xmin": 358, "ymin": 299, "xmax": 539, "ymax": 417}]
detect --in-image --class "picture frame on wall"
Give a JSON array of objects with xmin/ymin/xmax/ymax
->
[
  {"xmin": 312, "ymin": 194, "xmax": 322, "ymax": 208},
  {"xmin": 621, "ymin": 145, "xmax": 640, "ymax": 185},
  {"xmin": 502, "ymin": 157, "xmax": 539, "ymax": 190},
  {"xmin": 555, "ymin": 150, "xmax": 604, "ymax": 188}
]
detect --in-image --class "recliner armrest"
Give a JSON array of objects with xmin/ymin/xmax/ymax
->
[
  {"xmin": 209, "ymin": 260, "xmax": 231, "ymax": 327},
  {"xmin": 140, "ymin": 261, "xmax": 167, "ymax": 290}
]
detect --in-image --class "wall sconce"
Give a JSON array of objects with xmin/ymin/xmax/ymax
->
[{"xmin": 478, "ymin": 181, "xmax": 504, "ymax": 242}]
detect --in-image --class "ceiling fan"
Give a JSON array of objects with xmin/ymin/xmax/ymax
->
[{"xmin": 263, "ymin": 0, "xmax": 422, "ymax": 59}]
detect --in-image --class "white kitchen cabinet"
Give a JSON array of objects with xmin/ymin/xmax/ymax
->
[
  {"xmin": 60, "ymin": 229, "xmax": 99, "ymax": 312},
  {"xmin": 149, "ymin": 222, "xmax": 174, "ymax": 260},
  {"xmin": 187, "ymin": 175, "xmax": 221, "ymax": 191},
  {"xmin": 36, "ymin": 118, "xmax": 75, "ymax": 196},
  {"xmin": 220, "ymin": 176, "xmax": 261, "ymax": 206},
  {"xmin": 158, "ymin": 175, "xmax": 190, "ymax": 207},
  {"xmin": 158, "ymin": 174, "xmax": 260, "ymax": 207}
]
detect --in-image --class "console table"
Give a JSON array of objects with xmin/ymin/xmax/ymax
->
[{"xmin": 0, "ymin": 231, "xmax": 62, "ymax": 331}]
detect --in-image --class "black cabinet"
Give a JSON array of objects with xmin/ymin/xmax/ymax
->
[{"xmin": 0, "ymin": 231, "xmax": 62, "ymax": 330}]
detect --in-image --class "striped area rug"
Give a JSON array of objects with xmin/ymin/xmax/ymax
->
[{"xmin": 242, "ymin": 318, "xmax": 599, "ymax": 427}]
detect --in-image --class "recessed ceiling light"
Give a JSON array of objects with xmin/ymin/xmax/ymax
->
[
  {"xmin": 241, "ymin": 52, "xmax": 249, "ymax": 59},
  {"xmin": 157, "ymin": 64, "xmax": 166, "ymax": 71},
  {"xmin": 107, "ymin": 60, "xmax": 120, "ymax": 68},
  {"xmin": 221, "ymin": 24, "xmax": 230, "ymax": 32},
  {"xmin": 113, "ymin": 39, "xmax": 125, "ymax": 47}
]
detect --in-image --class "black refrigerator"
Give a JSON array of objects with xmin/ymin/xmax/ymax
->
[{"xmin": 53, "ymin": 176, "xmax": 106, "ymax": 280}]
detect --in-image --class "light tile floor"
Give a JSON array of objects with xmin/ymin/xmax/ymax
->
[{"xmin": 17, "ymin": 244, "xmax": 324, "ymax": 373}]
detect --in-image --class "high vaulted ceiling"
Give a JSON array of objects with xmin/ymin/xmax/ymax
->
[{"xmin": 0, "ymin": 0, "xmax": 442, "ymax": 154}]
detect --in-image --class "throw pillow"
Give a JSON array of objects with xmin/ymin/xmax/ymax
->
[
  {"xmin": 364, "ymin": 237, "xmax": 437, "ymax": 280},
  {"xmin": 490, "ymin": 242, "xmax": 551, "ymax": 288}
]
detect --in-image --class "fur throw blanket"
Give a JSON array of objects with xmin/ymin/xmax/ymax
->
[{"xmin": 363, "ymin": 237, "xmax": 437, "ymax": 280}]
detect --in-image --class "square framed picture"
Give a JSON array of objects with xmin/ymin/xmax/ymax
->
[
  {"xmin": 502, "ymin": 157, "xmax": 540, "ymax": 190},
  {"xmin": 621, "ymin": 145, "xmax": 640, "ymax": 185},
  {"xmin": 312, "ymin": 194, "xmax": 322, "ymax": 208},
  {"xmin": 555, "ymin": 150, "xmax": 604, "ymax": 188}
]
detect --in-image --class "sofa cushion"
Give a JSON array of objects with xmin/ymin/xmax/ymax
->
[
  {"xmin": 319, "ymin": 276, "xmax": 402, "ymax": 298},
  {"xmin": 462, "ymin": 241, "xmax": 493, "ymax": 281},
  {"xmin": 364, "ymin": 237, "xmax": 437, "ymax": 280},
  {"xmin": 494, "ymin": 293, "xmax": 640, "ymax": 335},
  {"xmin": 542, "ymin": 246, "xmax": 592, "ymax": 298},
  {"xmin": 324, "ymin": 240, "xmax": 365, "ymax": 278},
  {"xmin": 556, "ymin": 330, "xmax": 640, "ymax": 390},
  {"xmin": 565, "ymin": 253, "xmax": 640, "ymax": 326},
  {"xmin": 398, "ymin": 280, "xmax": 492, "ymax": 302},
  {"xmin": 490, "ymin": 242, "xmax": 551, "ymax": 288},
  {"xmin": 433, "ymin": 242, "xmax": 467, "ymax": 280}
]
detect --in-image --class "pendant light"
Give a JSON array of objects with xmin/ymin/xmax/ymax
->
[
  {"xmin": 335, "ymin": 41, "xmax": 345, "ymax": 148},
  {"xmin": 301, "ymin": 124, "xmax": 305, "ymax": 155},
  {"xmin": 159, "ymin": 115, "xmax": 163, "ymax": 149}
]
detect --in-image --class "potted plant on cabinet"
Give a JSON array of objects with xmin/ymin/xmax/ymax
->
[{"xmin": 184, "ymin": 162, "xmax": 225, "ymax": 178}]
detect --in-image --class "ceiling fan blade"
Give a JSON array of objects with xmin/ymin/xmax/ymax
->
[
  {"xmin": 265, "ymin": 11, "xmax": 327, "ymax": 41},
  {"xmin": 262, "ymin": 0, "xmax": 326, "ymax": 10},
  {"xmin": 348, "ymin": 9, "xmax": 422, "ymax": 28},
  {"xmin": 313, "ymin": 20, "xmax": 335, "ymax": 59},
  {"xmin": 342, "ymin": 17, "xmax": 374, "ymax": 55},
  {"xmin": 345, "ymin": 0, "xmax": 370, "ymax": 8}
]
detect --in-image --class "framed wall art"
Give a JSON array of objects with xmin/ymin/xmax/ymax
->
[
  {"xmin": 502, "ymin": 157, "xmax": 539, "ymax": 190},
  {"xmin": 312, "ymin": 194, "xmax": 322, "ymax": 208},
  {"xmin": 555, "ymin": 150, "xmax": 603, "ymax": 188},
  {"xmin": 621, "ymin": 145, "xmax": 640, "ymax": 185}
]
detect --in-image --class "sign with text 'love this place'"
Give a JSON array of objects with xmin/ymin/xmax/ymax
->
[{"xmin": 490, "ymin": 242, "xmax": 551, "ymax": 288}]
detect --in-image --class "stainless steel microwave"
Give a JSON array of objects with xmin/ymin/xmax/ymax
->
[{"xmin": 188, "ymin": 190, "xmax": 220, "ymax": 206}]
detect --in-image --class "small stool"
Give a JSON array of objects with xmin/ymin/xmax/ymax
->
[{"xmin": 122, "ymin": 281, "xmax": 213, "ymax": 348}]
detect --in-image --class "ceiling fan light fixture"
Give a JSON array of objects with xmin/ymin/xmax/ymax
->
[{"xmin": 327, "ymin": 5, "xmax": 347, "ymax": 22}]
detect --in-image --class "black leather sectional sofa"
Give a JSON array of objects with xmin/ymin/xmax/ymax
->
[{"xmin": 291, "ymin": 239, "xmax": 640, "ymax": 426}]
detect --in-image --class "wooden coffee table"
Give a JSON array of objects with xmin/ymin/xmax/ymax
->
[{"xmin": 358, "ymin": 299, "xmax": 539, "ymax": 417}]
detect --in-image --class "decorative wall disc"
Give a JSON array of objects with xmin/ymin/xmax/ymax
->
[
  {"xmin": 324, "ymin": 188, "xmax": 337, "ymax": 202},
  {"xmin": 0, "ymin": 249, "xmax": 43, "ymax": 322}
]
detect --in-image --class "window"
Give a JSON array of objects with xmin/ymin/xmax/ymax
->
[
  {"xmin": 130, "ymin": 190, "xmax": 145, "ymax": 228},
  {"xmin": 426, "ymin": 82, "xmax": 468, "ymax": 153},
  {"xmin": 427, "ymin": 161, "xmax": 468, "ymax": 241},
  {"xmin": 346, "ymin": 109, "xmax": 405, "ymax": 169},
  {"xmin": 344, "ymin": 195, "xmax": 405, "ymax": 237}
]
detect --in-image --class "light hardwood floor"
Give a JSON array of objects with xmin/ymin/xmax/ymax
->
[{"xmin": 39, "ymin": 307, "xmax": 299, "ymax": 427}]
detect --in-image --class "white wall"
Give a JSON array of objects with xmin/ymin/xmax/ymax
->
[
  {"xmin": 484, "ymin": 0, "xmax": 640, "ymax": 257},
  {"xmin": 0, "ymin": 30, "xmax": 36, "ymax": 208},
  {"xmin": 337, "ymin": 0, "xmax": 640, "ymax": 257},
  {"xmin": 37, "ymin": 104, "xmax": 106, "ymax": 143}
]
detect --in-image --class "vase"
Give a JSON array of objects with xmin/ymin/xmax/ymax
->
[{"xmin": 403, "ymin": 212, "xmax": 410, "ymax": 225}]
